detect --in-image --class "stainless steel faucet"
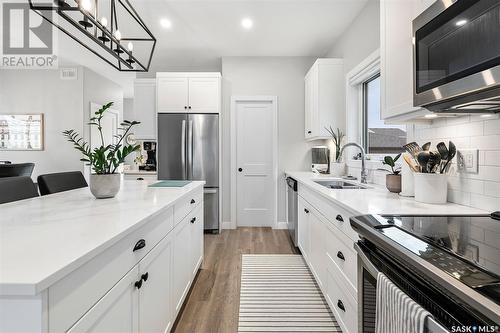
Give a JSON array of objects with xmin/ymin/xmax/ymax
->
[{"xmin": 340, "ymin": 143, "xmax": 368, "ymax": 184}]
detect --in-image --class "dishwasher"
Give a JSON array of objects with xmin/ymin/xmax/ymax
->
[{"xmin": 286, "ymin": 177, "xmax": 298, "ymax": 247}]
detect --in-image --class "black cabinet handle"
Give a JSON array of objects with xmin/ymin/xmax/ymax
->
[
  {"xmin": 137, "ymin": 177, "xmax": 144, "ymax": 181},
  {"xmin": 133, "ymin": 239, "xmax": 146, "ymax": 252},
  {"xmin": 337, "ymin": 251, "xmax": 345, "ymax": 261},
  {"xmin": 304, "ymin": 208, "xmax": 309, "ymax": 214},
  {"xmin": 337, "ymin": 300, "xmax": 345, "ymax": 312},
  {"xmin": 336, "ymin": 214, "xmax": 344, "ymax": 222},
  {"xmin": 188, "ymin": 106, "xmax": 192, "ymax": 109},
  {"xmin": 238, "ymin": 168, "xmax": 243, "ymax": 172},
  {"xmin": 135, "ymin": 279, "xmax": 143, "ymax": 289},
  {"xmin": 307, "ymin": 130, "xmax": 312, "ymax": 134},
  {"xmin": 184, "ymin": 106, "xmax": 188, "ymax": 109},
  {"xmin": 191, "ymin": 217, "xmax": 196, "ymax": 224},
  {"xmin": 141, "ymin": 272, "xmax": 149, "ymax": 282},
  {"xmin": 190, "ymin": 199, "xmax": 196, "ymax": 204}
]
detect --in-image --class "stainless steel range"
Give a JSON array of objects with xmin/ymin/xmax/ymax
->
[{"xmin": 351, "ymin": 213, "xmax": 500, "ymax": 332}]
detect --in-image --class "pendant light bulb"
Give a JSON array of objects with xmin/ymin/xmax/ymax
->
[
  {"xmin": 100, "ymin": 17, "xmax": 108, "ymax": 28},
  {"xmin": 114, "ymin": 30, "xmax": 122, "ymax": 41},
  {"xmin": 80, "ymin": 0, "xmax": 92, "ymax": 12},
  {"xmin": 127, "ymin": 42, "xmax": 134, "ymax": 52}
]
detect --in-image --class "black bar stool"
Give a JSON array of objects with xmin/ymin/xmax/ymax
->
[
  {"xmin": 37, "ymin": 171, "xmax": 88, "ymax": 196},
  {"xmin": 0, "ymin": 176, "xmax": 39, "ymax": 204},
  {"xmin": 0, "ymin": 163, "xmax": 35, "ymax": 178}
]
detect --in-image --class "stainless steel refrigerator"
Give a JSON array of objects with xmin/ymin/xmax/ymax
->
[{"xmin": 157, "ymin": 114, "xmax": 219, "ymax": 231}]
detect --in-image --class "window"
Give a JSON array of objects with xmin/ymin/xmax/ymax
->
[{"xmin": 362, "ymin": 74, "xmax": 406, "ymax": 154}]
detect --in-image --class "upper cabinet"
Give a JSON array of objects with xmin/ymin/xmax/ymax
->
[
  {"xmin": 157, "ymin": 73, "xmax": 221, "ymax": 114},
  {"xmin": 304, "ymin": 59, "xmax": 344, "ymax": 140},
  {"xmin": 380, "ymin": 0, "xmax": 434, "ymax": 122},
  {"xmin": 133, "ymin": 79, "xmax": 156, "ymax": 140}
]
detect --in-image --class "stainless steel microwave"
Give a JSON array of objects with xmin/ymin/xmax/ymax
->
[{"xmin": 413, "ymin": 0, "xmax": 500, "ymax": 113}]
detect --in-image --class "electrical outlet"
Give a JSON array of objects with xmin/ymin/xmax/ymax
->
[{"xmin": 457, "ymin": 149, "xmax": 479, "ymax": 174}]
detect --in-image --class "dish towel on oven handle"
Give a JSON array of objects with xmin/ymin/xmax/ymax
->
[{"xmin": 375, "ymin": 272, "xmax": 432, "ymax": 333}]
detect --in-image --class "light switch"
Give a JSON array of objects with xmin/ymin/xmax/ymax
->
[{"xmin": 457, "ymin": 149, "xmax": 479, "ymax": 174}]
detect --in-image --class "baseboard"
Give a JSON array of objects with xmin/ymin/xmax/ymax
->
[
  {"xmin": 275, "ymin": 221, "xmax": 288, "ymax": 229},
  {"xmin": 221, "ymin": 221, "xmax": 236, "ymax": 229}
]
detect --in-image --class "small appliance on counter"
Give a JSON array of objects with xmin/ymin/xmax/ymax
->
[
  {"xmin": 139, "ymin": 141, "xmax": 157, "ymax": 172},
  {"xmin": 351, "ymin": 212, "xmax": 500, "ymax": 332},
  {"xmin": 311, "ymin": 146, "xmax": 330, "ymax": 174}
]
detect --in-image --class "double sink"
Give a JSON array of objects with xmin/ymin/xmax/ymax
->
[{"xmin": 313, "ymin": 179, "xmax": 369, "ymax": 190}]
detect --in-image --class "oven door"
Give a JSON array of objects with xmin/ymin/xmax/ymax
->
[
  {"xmin": 413, "ymin": 0, "xmax": 500, "ymax": 109},
  {"xmin": 355, "ymin": 242, "xmax": 449, "ymax": 333}
]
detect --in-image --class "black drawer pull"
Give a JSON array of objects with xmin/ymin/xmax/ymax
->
[
  {"xmin": 141, "ymin": 272, "xmax": 149, "ymax": 282},
  {"xmin": 184, "ymin": 106, "xmax": 188, "ymax": 109},
  {"xmin": 135, "ymin": 279, "xmax": 143, "ymax": 289},
  {"xmin": 191, "ymin": 217, "xmax": 196, "ymax": 224},
  {"xmin": 304, "ymin": 208, "xmax": 309, "ymax": 214},
  {"xmin": 190, "ymin": 199, "xmax": 196, "ymax": 204},
  {"xmin": 133, "ymin": 239, "xmax": 146, "ymax": 252},
  {"xmin": 307, "ymin": 130, "xmax": 312, "ymax": 134},
  {"xmin": 337, "ymin": 299, "xmax": 345, "ymax": 312},
  {"xmin": 337, "ymin": 251, "xmax": 345, "ymax": 261},
  {"xmin": 137, "ymin": 177, "xmax": 144, "ymax": 180},
  {"xmin": 336, "ymin": 214, "xmax": 344, "ymax": 222}
]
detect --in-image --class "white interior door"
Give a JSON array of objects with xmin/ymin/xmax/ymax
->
[{"xmin": 234, "ymin": 98, "xmax": 277, "ymax": 227}]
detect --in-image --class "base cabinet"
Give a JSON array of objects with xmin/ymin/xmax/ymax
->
[
  {"xmin": 68, "ymin": 267, "xmax": 140, "ymax": 333},
  {"xmin": 297, "ymin": 185, "xmax": 358, "ymax": 333}
]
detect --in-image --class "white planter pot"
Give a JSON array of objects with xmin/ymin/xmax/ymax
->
[
  {"xmin": 89, "ymin": 173, "xmax": 121, "ymax": 199},
  {"xmin": 414, "ymin": 173, "xmax": 448, "ymax": 204},
  {"xmin": 329, "ymin": 162, "xmax": 346, "ymax": 177}
]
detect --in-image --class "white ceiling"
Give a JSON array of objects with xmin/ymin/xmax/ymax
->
[{"xmin": 58, "ymin": 0, "xmax": 369, "ymax": 94}]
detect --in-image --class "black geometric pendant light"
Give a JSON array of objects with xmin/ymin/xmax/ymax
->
[{"xmin": 29, "ymin": 0, "xmax": 156, "ymax": 72}]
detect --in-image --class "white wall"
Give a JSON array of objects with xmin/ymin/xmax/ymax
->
[
  {"xmin": 325, "ymin": 0, "xmax": 380, "ymax": 74},
  {"xmin": 409, "ymin": 116, "xmax": 500, "ymax": 212},
  {"xmin": 0, "ymin": 67, "xmax": 124, "ymax": 180},
  {"xmin": 0, "ymin": 69, "xmax": 84, "ymax": 179},
  {"xmin": 221, "ymin": 56, "xmax": 319, "ymax": 224}
]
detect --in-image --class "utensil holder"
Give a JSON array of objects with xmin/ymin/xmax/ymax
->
[
  {"xmin": 400, "ymin": 154, "xmax": 415, "ymax": 197},
  {"xmin": 414, "ymin": 173, "xmax": 448, "ymax": 204}
]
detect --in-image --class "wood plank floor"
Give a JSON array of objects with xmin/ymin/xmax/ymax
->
[{"xmin": 172, "ymin": 227, "xmax": 299, "ymax": 333}]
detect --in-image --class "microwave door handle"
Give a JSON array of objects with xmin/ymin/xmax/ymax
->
[
  {"xmin": 181, "ymin": 120, "xmax": 186, "ymax": 179},
  {"xmin": 354, "ymin": 242, "xmax": 380, "ymax": 277}
]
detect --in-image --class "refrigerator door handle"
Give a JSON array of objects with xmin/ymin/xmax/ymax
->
[
  {"xmin": 204, "ymin": 189, "xmax": 218, "ymax": 194},
  {"xmin": 187, "ymin": 119, "xmax": 194, "ymax": 179},
  {"xmin": 181, "ymin": 120, "xmax": 186, "ymax": 179}
]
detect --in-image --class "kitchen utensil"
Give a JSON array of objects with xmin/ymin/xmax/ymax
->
[
  {"xmin": 428, "ymin": 151, "xmax": 441, "ymax": 173},
  {"xmin": 436, "ymin": 142, "xmax": 449, "ymax": 173},
  {"xmin": 417, "ymin": 151, "xmax": 431, "ymax": 173},
  {"xmin": 422, "ymin": 142, "xmax": 432, "ymax": 151},
  {"xmin": 403, "ymin": 153, "xmax": 420, "ymax": 172},
  {"xmin": 403, "ymin": 142, "xmax": 422, "ymax": 164},
  {"xmin": 440, "ymin": 141, "xmax": 456, "ymax": 173}
]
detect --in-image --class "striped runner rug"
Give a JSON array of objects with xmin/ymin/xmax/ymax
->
[{"xmin": 238, "ymin": 254, "xmax": 342, "ymax": 332}]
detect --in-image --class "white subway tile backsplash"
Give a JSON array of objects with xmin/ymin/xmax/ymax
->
[{"xmin": 410, "ymin": 116, "xmax": 500, "ymax": 210}]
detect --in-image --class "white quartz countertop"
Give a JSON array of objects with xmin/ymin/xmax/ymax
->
[
  {"xmin": 123, "ymin": 170, "xmax": 157, "ymax": 175},
  {"xmin": 286, "ymin": 171, "xmax": 488, "ymax": 216},
  {"xmin": 0, "ymin": 180, "xmax": 204, "ymax": 296}
]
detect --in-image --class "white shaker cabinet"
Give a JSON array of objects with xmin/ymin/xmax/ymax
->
[
  {"xmin": 157, "ymin": 73, "xmax": 221, "ymax": 114},
  {"xmin": 304, "ymin": 59, "xmax": 344, "ymax": 140},
  {"xmin": 133, "ymin": 79, "xmax": 156, "ymax": 140},
  {"xmin": 380, "ymin": 0, "xmax": 436, "ymax": 122}
]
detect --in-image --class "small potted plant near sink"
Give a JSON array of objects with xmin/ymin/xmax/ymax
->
[
  {"xmin": 63, "ymin": 102, "xmax": 140, "ymax": 199},
  {"xmin": 325, "ymin": 126, "xmax": 346, "ymax": 177},
  {"xmin": 380, "ymin": 153, "xmax": 402, "ymax": 193}
]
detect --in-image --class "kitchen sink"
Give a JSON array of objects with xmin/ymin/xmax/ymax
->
[{"xmin": 313, "ymin": 180, "xmax": 369, "ymax": 190}]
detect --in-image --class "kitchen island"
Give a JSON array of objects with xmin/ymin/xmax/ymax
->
[{"xmin": 0, "ymin": 179, "xmax": 205, "ymax": 333}]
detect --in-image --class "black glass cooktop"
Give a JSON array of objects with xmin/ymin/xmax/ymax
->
[{"xmin": 356, "ymin": 213, "xmax": 500, "ymax": 304}]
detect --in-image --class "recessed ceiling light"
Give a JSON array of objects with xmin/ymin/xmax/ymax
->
[
  {"xmin": 480, "ymin": 114, "xmax": 493, "ymax": 118},
  {"xmin": 455, "ymin": 19, "xmax": 468, "ymax": 27},
  {"xmin": 160, "ymin": 18, "xmax": 172, "ymax": 29},
  {"xmin": 424, "ymin": 114, "xmax": 438, "ymax": 119},
  {"xmin": 241, "ymin": 18, "xmax": 253, "ymax": 30}
]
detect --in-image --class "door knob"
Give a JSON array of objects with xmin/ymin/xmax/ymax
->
[
  {"xmin": 337, "ymin": 251, "xmax": 345, "ymax": 261},
  {"xmin": 336, "ymin": 214, "xmax": 344, "ymax": 222},
  {"xmin": 238, "ymin": 168, "xmax": 243, "ymax": 172}
]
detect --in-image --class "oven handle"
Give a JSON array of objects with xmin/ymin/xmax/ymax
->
[
  {"xmin": 354, "ymin": 243, "xmax": 450, "ymax": 333},
  {"xmin": 354, "ymin": 242, "xmax": 379, "ymax": 277}
]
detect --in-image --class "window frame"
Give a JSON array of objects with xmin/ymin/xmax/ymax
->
[{"xmin": 361, "ymin": 73, "xmax": 381, "ymax": 154}]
